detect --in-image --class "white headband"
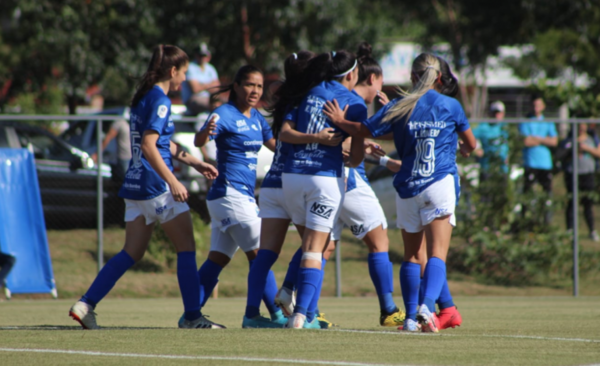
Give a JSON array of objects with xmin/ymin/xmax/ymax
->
[
  {"xmin": 293, "ymin": 53, "xmax": 298, "ymax": 60},
  {"xmin": 334, "ymin": 59, "xmax": 358, "ymax": 78}
]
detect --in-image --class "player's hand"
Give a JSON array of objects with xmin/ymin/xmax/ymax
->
[
  {"xmin": 323, "ymin": 99, "xmax": 348, "ymax": 125},
  {"xmin": 316, "ymin": 128, "xmax": 343, "ymax": 146},
  {"xmin": 205, "ymin": 115, "xmax": 218, "ymax": 136},
  {"xmin": 193, "ymin": 162, "xmax": 218, "ymax": 180},
  {"xmin": 377, "ymin": 90, "xmax": 390, "ymax": 106},
  {"xmin": 364, "ymin": 141, "xmax": 386, "ymax": 156},
  {"xmin": 459, "ymin": 141, "xmax": 471, "ymax": 157},
  {"xmin": 169, "ymin": 180, "xmax": 189, "ymax": 202}
]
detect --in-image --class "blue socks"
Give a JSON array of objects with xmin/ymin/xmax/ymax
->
[
  {"xmin": 437, "ymin": 278, "xmax": 455, "ymax": 310},
  {"xmin": 421, "ymin": 257, "xmax": 447, "ymax": 313},
  {"xmin": 177, "ymin": 251, "xmax": 201, "ymax": 321},
  {"xmin": 198, "ymin": 259, "xmax": 222, "ymax": 308},
  {"xmin": 247, "ymin": 252, "xmax": 281, "ymax": 317},
  {"xmin": 368, "ymin": 252, "xmax": 397, "ymax": 314},
  {"xmin": 81, "ymin": 250, "xmax": 135, "ymax": 308},
  {"xmin": 283, "ymin": 247, "xmax": 302, "ymax": 290},
  {"xmin": 294, "ymin": 267, "xmax": 321, "ymax": 316},
  {"xmin": 306, "ymin": 258, "xmax": 327, "ymax": 322},
  {"xmin": 400, "ymin": 261, "xmax": 420, "ymax": 321}
]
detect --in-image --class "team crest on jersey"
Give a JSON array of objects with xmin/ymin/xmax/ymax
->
[
  {"xmin": 157, "ymin": 105, "xmax": 168, "ymax": 118},
  {"xmin": 350, "ymin": 224, "xmax": 365, "ymax": 236},
  {"xmin": 310, "ymin": 202, "xmax": 333, "ymax": 219}
]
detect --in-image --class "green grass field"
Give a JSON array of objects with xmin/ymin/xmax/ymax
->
[{"xmin": 0, "ymin": 297, "xmax": 599, "ymax": 366}]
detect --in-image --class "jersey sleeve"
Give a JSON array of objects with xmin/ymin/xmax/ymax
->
[
  {"xmin": 146, "ymin": 98, "xmax": 171, "ymax": 134},
  {"xmin": 362, "ymin": 101, "xmax": 396, "ymax": 138},
  {"xmin": 345, "ymin": 102, "xmax": 368, "ymax": 124},
  {"xmin": 260, "ymin": 114, "xmax": 274, "ymax": 142},
  {"xmin": 454, "ymin": 103, "xmax": 470, "ymax": 133},
  {"xmin": 284, "ymin": 107, "xmax": 299, "ymax": 123}
]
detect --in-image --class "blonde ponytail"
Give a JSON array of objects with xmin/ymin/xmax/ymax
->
[{"xmin": 383, "ymin": 53, "xmax": 441, "ymax": 123}]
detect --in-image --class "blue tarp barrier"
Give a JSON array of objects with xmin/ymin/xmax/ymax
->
[{"xmin": 0, "ymin": 148, "xmax": 56, "ymax": 297}]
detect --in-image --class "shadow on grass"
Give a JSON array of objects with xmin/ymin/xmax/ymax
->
[
  {"xmin": 86, "ymin": 251, "xmax": 165, "ymax": 273},
  {"xmin": 0, "ymin": 325, "xmax": 168, "ymax": 330}
]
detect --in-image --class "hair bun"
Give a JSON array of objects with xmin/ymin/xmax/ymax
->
[{"xmin": 357, "ymin": 42, "xmax": 372, "ymax": 59}]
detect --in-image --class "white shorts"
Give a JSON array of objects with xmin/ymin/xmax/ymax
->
[
  {"xmin": 124, "ymin": 191, "xmax": 189, "ymax": 225},
  {"xmin": 282, "ymin": 173, "xmax": 344, "ymax": 233},
  {"xmin": 258, "ymin": 188, "xmax": 290, "ymax": 220},
  {"xmin": 331, "ymin": 184, "xmax": 388, "ymax": 241},
  {"xmin": 206, "ymin": 187, "xmax": 261, "ymax": 258},
  {"xmin": 396, "ymin": 174, "xmax": 456, "ymax": 233}
]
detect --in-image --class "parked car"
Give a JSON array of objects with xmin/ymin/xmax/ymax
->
[{"xmin": 0, "ymin": 121, "xmax": 123, "ymax": 228}]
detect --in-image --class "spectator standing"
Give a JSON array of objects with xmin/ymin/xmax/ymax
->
[
  {"xmin": 181, "ymin": 43, "xmax": 220, "ymax": 116},
  {"xmin": 473, "ymin": 101, "xmax": 509, "ymax": 181},
  {"xmin": 519, "ymin": 95, "xmax": 558, "ymax": 226},
  {"xmin": 92, "ymin": 118, "xmax": 131, "ymax": 179},
  {"xmin": 560, "ymin": 123, "xmax": 600, "ymax": 241}
]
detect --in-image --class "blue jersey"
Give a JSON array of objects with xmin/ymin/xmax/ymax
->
[
  {"xmin": 261, "ymin": 108, "xmax": 297, "ymax": 189},
  {"xmin": 518, "ymin": 116, "xmax": 557, "ymax": 170},
  {"xmin": 473, "ymin": 122, "xmax": 509, "ymax": 172},
  {"xmin": 364, "ymin": 89, "xmax": 470, "ymax": 199},
  {"xmin": 346, "ymin": 91, "xmax": 370, "ymax": 192},
  {"xmin": 119, "ymin": 86, "xmax": 174, "ymax": 200},
  {"xmin": 283, "ymin": 81, "xmax": 354, "ymax": 178},
  {"xmin": 202, "ymin": 102, "xmax": 273, "ymax": 200}
]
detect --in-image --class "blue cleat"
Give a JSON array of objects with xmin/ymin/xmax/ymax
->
[
  {"xmin": 242, "ymin": 315, "xmax": 285, "ymax": 329},
  {"xmin": 270, "ymin": 310, "xmax": 288, "ymax": 326},
  {"xmin": 303, "ymin": 317, "xmax": 322, "ymax": 329}
]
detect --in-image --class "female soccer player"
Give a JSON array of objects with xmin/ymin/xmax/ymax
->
[
  {"xmin": 69, "ymin": 45, "xmax": 218, "ymax": 330},
  {"xmin": 194, "ymin": 65, "xmax": 284, "ymax": 328},
  {"xmin": 324, "ymin": 53, "xmax": 476, "ymax": 332},
  {"xmin": 243, "ymin": 52, "xmax": 344, "ymax": 328},
  {"xmin": 279, "ymin": 50, "xmax": 365, "ymax": 329},
  {"xmin": 276, "ymin": 43, "xmax": 405, "ymax": 328}
]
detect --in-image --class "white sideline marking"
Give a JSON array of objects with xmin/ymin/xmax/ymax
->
[
  {"xmin": 334, "ymin": 329, "xmax": 600, "ymax": 343},
  {"xmin": 0, "ymin": 348, "xmax": 410, "ymax": 366}
]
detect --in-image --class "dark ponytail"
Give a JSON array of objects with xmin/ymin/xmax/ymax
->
[
  {"xmin": 268, "ymin": 51, "xmax": 316, "ymax": 137},
  {"xmin": 131, "ymin": 45, "xmax": 189, "ymax": 107},
  {"xmin": 436, "ymin": 56, "xmax": 459, "ymax": 98},
  {"xmin": 329, "ymin": 50, "xmax": 357, "ymax": 82},
  {"xmin": 356, "ymin": 42, "xmax": 382, "ymax": 85},
  {"xmin": 211, "ymin": 64, "xmax": 263, "ymax": 104}
]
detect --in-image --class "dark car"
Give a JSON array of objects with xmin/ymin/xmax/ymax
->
[{"xmin": 0, "ymin": 121, "xmax": 123, "ymax": 228}]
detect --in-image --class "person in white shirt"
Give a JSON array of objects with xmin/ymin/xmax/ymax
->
[{"xmin": 181, "ymin": 43, "xmax": 220, "ymax": 116}]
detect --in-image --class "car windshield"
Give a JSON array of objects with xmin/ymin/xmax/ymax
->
[{"xmin": 15, "ymin": 127, "xmax": 73, "ymax": 161}]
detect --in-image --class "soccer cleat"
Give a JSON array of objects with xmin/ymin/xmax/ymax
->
[
  {"xmin": 69, "ymin": 301, "xmax": 99, "ymax": 330},
  {"xmin": 242, "ymin": 315, "xmax": 284, "ymax": 329},
  {"xmin": 179, "ymin": 314, "xmax": 226, "ymax": 329},
  {"xmin": 270, "ymin": 310, "xmax": 289, "ymax": 326},
  {"xmin": 380, "ymin": 308, "xmax": 406, "ymax": 327},
  {"xmin": 437, "ymin": 306, "xmax": 462, "ymax": 330},
  {"xmin": 274, "ymin": 286, "xmax": 295, "ymax": 317},
  {"xmin": 303, "ymin": 317, "xmax": 322, "ymax": 329},
  {"xmin": 285, "ymin": 313, "xmax": 306, "ymax": 329},
  {"xmin": 416, "ymin": 305, "xmax": 440, "ymax": 333},
  {"xmin": 590, "ymin": 230, "xmax": 600, "ymax": 243},
  {"xmin": 399, "ymin": 318, "xmax": 421, "ymax": 332},
  {"xmin": 316, "ymin": 313, "xmax": 337, "ymax": 329}
]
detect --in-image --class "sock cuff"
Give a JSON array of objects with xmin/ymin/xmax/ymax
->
[
  {"xmin": 368, "ymin": 252, "xmax": 389, "ymax": 261},
  {"xmin": 177, "ymin": 251, "xmax": 196, "ymax": 258},
  {"xmin": 401, "ymin": 261, "xmax": 421, "ymax": 270},
  {"xmin": 427, "ymin": 257, "xmax": 446, "ymax": 270},
  {"xmin": 258, "ymin": 249, "xmax": 280, "ymax": 261},
  {"xmin": 115, "ymin": 250, "xmax": 135, "ymax": 267}
]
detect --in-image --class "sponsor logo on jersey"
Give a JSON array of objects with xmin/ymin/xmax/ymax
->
[
  {"xmin": 157, "ymin": 105, "xmax": 168, "ymax": 118},
  {"xmin": 350, "ymin": 224, "xmax": 365, "ymax": 236},
  {"xmin": 248, "ymin": 163, "xmax": 257, "ymax": 171},
  {"xmin": 123, "ymin": 182, "xmax": 141, "ymax": 190},
  {"xmin": 221, "ymin": 217, "xmax": 231, "ymax": 227},
  {"xmin": 251, "ymin": 124, "xmax": 259, "ymax": 131},
  {"xmin": 236, "ymin": 119, "xmax": 250, "ymax": 132},
  {"xmin": 155, "ymin": 205, "xmax": 168, "ymax": 215},
  {"xmin": 310, "ymin": 202, "xmax": 333, "ymax": 219},
  {"xmin": 125, "ymin": 169, "xmax": 142, "ymax": 180},
  {"xmin": 245, "ymin": 151, "xmax": 259, "ymax": 159},
  {"xmin": 243, "ymin": 140, "xmax": 263, "ymax": 146}
]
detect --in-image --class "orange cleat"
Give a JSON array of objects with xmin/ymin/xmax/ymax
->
[{"xmin": 437, "ymin": 306, "xmax": 462, "ymax": 330}]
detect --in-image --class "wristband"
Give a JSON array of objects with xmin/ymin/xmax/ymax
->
[{"xmin": 379, "ymin": 156, "xmax": 390, "ymax": 166}]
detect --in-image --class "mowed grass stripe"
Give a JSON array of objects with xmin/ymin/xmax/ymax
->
[{"xmin": 0, "ymin": 348, "xmax": 409, "ymax": 366}]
